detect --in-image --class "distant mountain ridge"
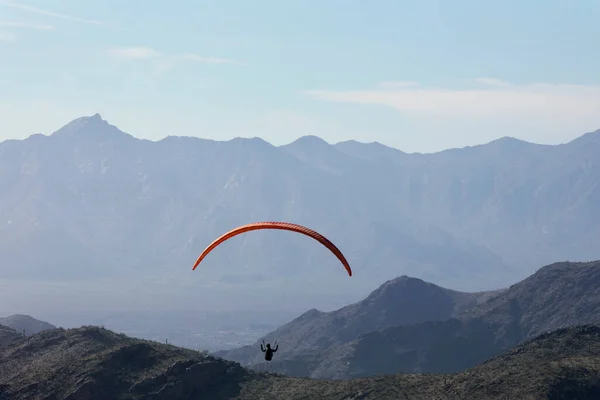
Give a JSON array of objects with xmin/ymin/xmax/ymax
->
[
  {"xmin": 1, "ymin": 114, "xmax": 599, "ymax": 313},
  {"xmin": 0, "ymin": 315, "xmax": 56, "ymax": 336}
]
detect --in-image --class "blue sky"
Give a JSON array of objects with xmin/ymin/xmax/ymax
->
[{"xmin": 1, "ymin": 0, "xmax": 599, "ymax": 152}]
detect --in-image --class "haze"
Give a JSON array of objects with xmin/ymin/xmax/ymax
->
[{"xmin": 1, "ymin": 1, "xmax": 600, "ymax": 353}]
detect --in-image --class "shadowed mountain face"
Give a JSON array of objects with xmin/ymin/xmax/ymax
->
[
  {"xmin": 1, "ymin": 324, "xmax": 600, "ymax": 399},
  {"xmin": 220, "ymin": 261, "xmax": 600, "ymax": 379},
  {"xmin": 0, "ymin": 114, "xmax": 514, "ymax": 313},
  {"xmin": 0, "ymin": 315, "xmax": 56, "ymax": 336},
  {"xmin": 1, "ymin": 114, "xmax": 599, "ymax": 312},
  {"xmin": 216, "ymin": 275, "xmax": 501, "ymax": 366},
  {"xmin": 461, "ymin": 260, "xmax": 600, "ymax": 336},
  {"xmin": 335, "ymin": 131, "xmax": 600, "ymax": 271},
  {"xmin": 332, "ymin": 260, "xmax": 600, "ymax": 379}
]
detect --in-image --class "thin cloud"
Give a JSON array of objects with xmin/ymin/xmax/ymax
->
[
  {"xmin": 180, "ymin": 53, "xmax": 243, "ymax": 65},
  {"xmin": 110, "ymin": 46, "xmax": 243, "ymax": 67},
  {"xmin": 304, "ymin": 80, "xmax": 600, "ymax": 119},
  {"xmin": 472, "ymin": 78, "xmax": 513, "ymax": 87},
  {"xmin": 0, "ymin": 20, "xmax": 54, "ymax": 30},
  {"xmin": 303, "ymin": 79, "xmax": 600, "ymax": 152},
  {"xmin": 0, "ymin": 0, "xmax": 106, "ymax": 26},
  {"xmin": 110, "ymin": 46, "xmax": 160, "ymax": 60}
]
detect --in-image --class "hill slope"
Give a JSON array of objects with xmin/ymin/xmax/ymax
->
[
  {"xmin": 241, "ymin": 325, "xmax": 600, "ymax": 399},
  {"xmin": 0, "ymin": 326, "xmax": 252, "ymax": 399},
  {"xmin": 0, "ymin": 314, "xmax": 56, "ymax": 336},
  {"xmin": 218, "ymin": 276, "xmax": 500, "ymax": 366},
  {"xmin": 311, "ymin": 260, "xmax": 600, "ymax": 379},
  {"xmin": 1, "ymin": 324, "xmax": 600, "ymax": 399},
  {"xmin": 0, "ymin": 325, "xmax": 22, "ymax": 347},
  {"xmin": 221, "ymin": 260, "xmax": 600, "ymax": 379}
]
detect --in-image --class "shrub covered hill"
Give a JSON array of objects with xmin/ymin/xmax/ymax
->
[
  {"xmin": 0, "ymin": 326, "xmax": 23, "ymax": 347},
  {"xmin": 1, "ymin": 324, "xmax": 600, "ymax": 399},
  {"xmin": 0, "ymin": 315, "xmax": 55, "ymax": 347},
  {"xmin": 220, "ymin": 260, "xmax": 600, "ymax": 379}
]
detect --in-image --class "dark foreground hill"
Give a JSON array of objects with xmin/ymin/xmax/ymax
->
[
  {"xmin": 0, "ymin": 326, "xmax": 251, "ymax": 399},
  {"xmin": 222, "ymin": 260, "xmax": 600, "ymax": 379},
  {"xmin": 1, "ymin": 325, "xmax": 600, "ymax": 399},
  {"xmin": 0, "ymin": 325, "xmax": 22, "ymax": 347}
]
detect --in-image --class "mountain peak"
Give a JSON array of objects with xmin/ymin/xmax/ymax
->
[
  {"xmin": 279, "ymin": 135, "xmax": 348, "ymax": 167},
  {"xmin": 280, "ymin": 135, "xmax": 348, "ymax": 161},
  {"xmin": 57, "ymin": 113, "xmax": 106, "ymax": 130},
  {"xmin": 337, "ymin": 139, "xmax": 401, "ymax": 151},
  {"xmin": 294, "ymin": 308, "xmax": 325, "ymax": 322},
  {"xmin": 228, "ymin": 136, "xmax": 273, "ymax": 146},
  {"xmin": 490, "ymin": 136, "xmax": 525, "ymax": 144},
  {"xmin": 358, "ymin": 275, "xmax": 458, "ymax": 311},
  {"xmin": 483, "ymin": 136, "xmax": 541, "ymax": 151},
  {"xmin": 333, "ymin": 139, "xmax": 407, "ymax": 160},
  {"xmin": 51, "ymin": 114, "xmax": 133, "ymax": 141},
  {"xmin": 285, "ymin": 135, "xmax": 331, "ymax": 148}
]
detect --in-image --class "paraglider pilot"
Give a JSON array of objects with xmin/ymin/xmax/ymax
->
[{"xmin": 261, "ymin": 340, "xmax": 278, "ymax": 361}]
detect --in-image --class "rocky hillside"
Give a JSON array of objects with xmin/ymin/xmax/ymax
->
[
  {"xmin": 463, "ymin": 260, "xmax": 600, "ymax": 338},
  {"xmin": 0, "ymin": 314, "xmax": 56, "ymax": 336},
  {"xmin": 0, "ymin": 326, "xmax": 253, "ymax": 399},
  {"xmin": 1, "ymin": 324, "xmax": 600, "ymax": 399},
  {"xmin": 222, "ymin": 260, "xmax": 600, "ymax": 379},
  {"xmin": 218, "ymin": 275, "xmax": 501, "ymax": 366},
  {"xmin": 0, "ymin": 325, "xmax": 23, "ymax": 347},
  {"xmin": 318, "ymin": 260, "xmax": 600, "ymax": 379},
  {"xmin": 243, "ymin": 325, "xmax": 600, "ymax": 399}
]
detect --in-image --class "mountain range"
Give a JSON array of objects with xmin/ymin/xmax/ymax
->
[
  {"xmin": 219, "ymin": 260, "xmax": 600, "ymax": 379},
  {"xmin": 1, "ymin": 114, "xmax": 599, "ymax": 314}
]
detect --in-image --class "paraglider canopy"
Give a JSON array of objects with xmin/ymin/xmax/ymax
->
[{"xmin": 192, "ymin": 221, "xmax": 352, "ymax": 276}]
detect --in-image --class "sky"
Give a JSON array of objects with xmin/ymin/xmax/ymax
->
[{"xmin": 1, "ymin": 0, "xmax": 600, "ymax": 153}]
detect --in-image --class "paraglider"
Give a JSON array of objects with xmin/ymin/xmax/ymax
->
[
  {"xmin": 191, "ymin": 221, "xmax": 352, "ymax": 276},
  {"xmin": 191, "ymin": 221, "xmax": 352, "ymax": 360},
  {"xmin": 261, "ymin": 340, "xmax": 278, "ymax": 361}
]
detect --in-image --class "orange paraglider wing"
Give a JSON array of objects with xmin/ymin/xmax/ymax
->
[{"xmin": 192, "ymin": 221, "xmax": 352, "ymax": 276}]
